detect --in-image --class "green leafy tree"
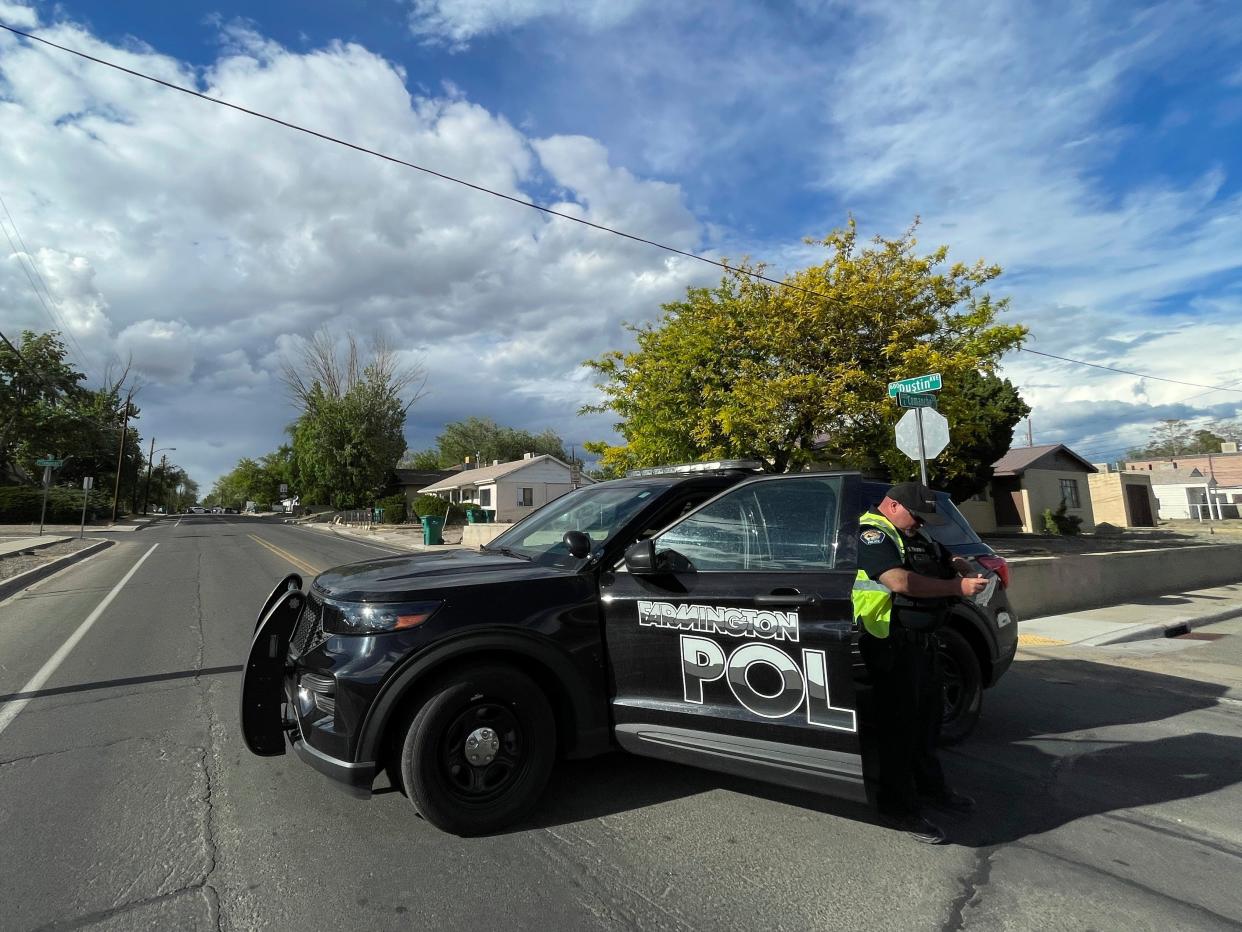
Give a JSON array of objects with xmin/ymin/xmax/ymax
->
[
  {"xmin": 1127, "ymin": 419, "xmax": 1230, "ymax": 458},
  {"xmin": 432, "ymin": 417, "xmax": 572, "ymax": 467},
  {"xmin": 281, "ymin": 332, "xmax": 423, "ymax": 508},
  {"xmin": 400, "ymin": 448, "xmax": 447, "ymax": 470},
  {"xmin": 584, "ymin": 220, "xmax": 1028, "ymax": 478}
]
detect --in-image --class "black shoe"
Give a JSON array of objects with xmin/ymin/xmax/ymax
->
[
  {"xmin": 882, "ymin": 812, "xmax": 947, "ymax": 845},
  {"xmin": 922, "ymin": 790, "xmax": 975, "ymax": 815}
]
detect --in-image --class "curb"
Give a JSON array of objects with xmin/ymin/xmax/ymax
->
[
  {"xmin": 0, "ymin": 539, "xmax": 114, "ymax": 602},
  {"xmin": 1079, "ymin": 604, "xmax": 1242, "ymax": 646}
]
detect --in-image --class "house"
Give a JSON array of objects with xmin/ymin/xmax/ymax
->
[
  {"xmin": 1142, "ymin": 466, "xmax": 1224, "ymax": 520},
  {"xmin": 394, "ymin": 467, "xmax": 458, "ymax": 515},
  {"xmin": 417, "ymin": 454, "xmax": 592, "ymax": 523},
  {"xmin": 957, "ymin": 443, "xmax": 1097, "ymax": 534},
  {"xmin": 1086, "ymin": 467, "xmax": 1158, "ymax": 527},
  {"xmin": 1122, "ymin": 443, "xmax": 1242, "ymax": 519}
]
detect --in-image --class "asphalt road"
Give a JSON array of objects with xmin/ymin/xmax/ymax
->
[{"xmin": 0, "ymin": 515, "xmax": 1240, "ymax": 931}]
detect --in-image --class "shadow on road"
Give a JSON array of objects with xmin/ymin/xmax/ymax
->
[
  {"xmin": 0, "ymin": 664, "xmax": 242, "ymax": 703},
  {"xmin": 505, "ymin": 655, "xmax": 1241, "ymax": 846}
]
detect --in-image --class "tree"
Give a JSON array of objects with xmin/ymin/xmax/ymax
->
[
  {"xmin": 2, "ymin": 331, "xmax": 147, "ymax": 511},
  {"xmin": 431, "ymin": 417, "xmax": 573, "ymax": 468},
  {"xmin": 291, "ymin": 381, "xmax": 408, "ymax": 509},
  {"xmin": 1127, "ymin": 419, "xmax": 1227, "ymax": 459},
  {"xmin": 206, "ymin": 446, "xmax": 296, "ymax": 508},
  {"xmin": 400, "ymin": 448, "xmax": 447, "ymax": 471},
  {"xmin": 281, "ymin": 331, "xmax": 424, "ymax": 508},
  {"xmin": 583, "ymin": 220, "xmax": 1028, "ymax": 478}
]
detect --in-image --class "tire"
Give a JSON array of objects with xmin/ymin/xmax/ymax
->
[
  {"xmin": 936, "ymin": 627, "xmax": 982, "ymax": 746},
  {"xmin": 399, "ymin": 664, "xmax": 556, "ymax": 836}
]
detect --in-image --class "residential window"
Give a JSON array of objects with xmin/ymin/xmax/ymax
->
[
  {"xmin": 1059, "ymin": 479, "xmax": 1080, "ymax": 508},
  {"xmin": 480, "ymin": 488, "xmax": 491, "ymax": 506},
  {"xmin": 518, "ymin": 487, "xmax": 533, "ymax": 507}
]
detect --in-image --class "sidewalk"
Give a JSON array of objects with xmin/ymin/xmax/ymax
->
[
  {"xmin": 0, "ymin": 536, "xmax": 71, "ymax": 558},
  {"xmin": 301, "ymin": 520, "xmax": 465, "ymax": 552},
  {"xmin": 1018, "ymin": 582, "xmax": 1242, "ymax": 647}
]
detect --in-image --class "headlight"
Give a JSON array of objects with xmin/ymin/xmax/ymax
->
[{"xmin": 319, "ymin": 597, "xmax": 442, "ymax": 634}]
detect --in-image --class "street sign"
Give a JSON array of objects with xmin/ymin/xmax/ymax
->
[
  {"xmin": 36, "ymin": 457, "xmax": 64, "ymax": 467},
  {"xmin": 279, "ymin": 483, "xmax": 288, "ymax": 497},
  {"xmin": 83, "ymin": 477, "xmax": 94, "ymax": 490},
  {"xmin": 887, "ymin": 372, "xmax": 942, "ymax": 398},
  {"xmin": 897, "ymin": 391, "xmax": 938, "ymax": 409},
  {"xmin": 896, "ymin": 408, "xmax": 949, "ymax": 459}
]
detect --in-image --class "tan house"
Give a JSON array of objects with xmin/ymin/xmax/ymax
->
[
  {"xmin": 958, "ymin": 444, "xmax": 1097, "ymax": 534},
  {"xmin": 1086, "ymin": 468, "xmax": 1157, "ymax": 527},
  {"xmin": 418, "ymin": 454, "xmax": 592, "ymax": 523}
]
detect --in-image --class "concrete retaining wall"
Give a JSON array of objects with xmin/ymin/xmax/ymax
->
[
  {"xmin": 1007, "ymin": 543, "xmax": 1242, "ymax": 619},
  {"xmin": 461, "ymin": 523, "xmax": 505, "ymax": 549}
]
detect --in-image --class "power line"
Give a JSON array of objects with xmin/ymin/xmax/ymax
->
[
  {"xmin": 0, "ymin": 191, "xmax": 95, "ymax": 383},
  {"xmin": 1017, "ymin": 347, "xmax": 1242, "ymax": 395},
  {"xmin": 5, "ymin": 21, "xmax": 1239, "ymax": 403},
  {"xmin": 0, "ymin": 22, "xmax": 817, "ymax": 300}
]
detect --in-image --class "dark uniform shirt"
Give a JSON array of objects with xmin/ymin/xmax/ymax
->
[{"xmin": 858, "ymin": 510, "xmax": 957, "ymax": 631}]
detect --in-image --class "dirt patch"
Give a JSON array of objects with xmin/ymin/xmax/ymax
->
[{"xmin": 0, "ymin": 539, "xmax": 103, "ymax": 582}]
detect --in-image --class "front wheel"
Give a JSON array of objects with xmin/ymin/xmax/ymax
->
[
  {"xmin": 937, "ymin": 627, "xmax": 982, "ymax": 745},
  {"xmin": 399, "ymin": 665, "xmax": 556, "ymax": 836}
]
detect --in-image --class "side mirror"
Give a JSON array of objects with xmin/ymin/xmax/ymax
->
[
  {"xmin": 623, "ymin": 539, "xmax": 657, "ymax": 575},
  {"xmin": 563, "ymin": 530, "xmax": 592, "ymax": 559}
]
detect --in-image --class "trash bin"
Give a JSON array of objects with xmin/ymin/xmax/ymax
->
[
  {"xmin": 420, "ymin": 514, "xmax": 445, "ymax": 545},
  {"xmin": 483, "ymin": 509, "xmax": 495, "ymax": 522},
  {"xmin": 466, "ymin": 509, "xmax": 481, "ymax": 524}
]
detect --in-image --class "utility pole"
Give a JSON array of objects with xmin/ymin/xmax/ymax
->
[
  {"xmin": 1027, "ymin": 416, "xmax": 1033, "ymax": 447},
  {"xmin": 110, "ymin": 388, "xmax": 135, "ymax": 524},
  {"xmin": 160, "ymin": 454, "xmax": 168, "ymax": 514},
  {"xmin": 143, "ymin": 437, "xmax": 156, "ymax": 515}
]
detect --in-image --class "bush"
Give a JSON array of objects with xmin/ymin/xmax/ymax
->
[
  {"xmin": 1042, "ymin": 502, "xmax": 1083, "ymax": 536},
  {"xmin": 410, "ymin": 494, "xmax": 468, "ymax": 524},
  {"xmin": 375, "ymin": 493, "xmax": 407, "ymax": 524},
  {"xmin": 0, "ymin": 485, "xmax": 113, "ymax": 523}
]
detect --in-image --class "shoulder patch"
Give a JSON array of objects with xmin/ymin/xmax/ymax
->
[{"xmin": 861, "ymin": 528, "xmax": 886, "ymax": 545}]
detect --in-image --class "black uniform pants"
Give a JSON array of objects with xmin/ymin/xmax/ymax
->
[{"xmin": 860, "ymin": 626, "xmax": 948, "ymax": 816}]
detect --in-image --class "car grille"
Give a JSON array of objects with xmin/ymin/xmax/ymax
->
[{"xmin": 290, "ymin": 591, "xmax": 325, "ymax": 656}]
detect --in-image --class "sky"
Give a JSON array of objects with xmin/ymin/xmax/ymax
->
[{"xmin": 2, "ymin": 0, "xmax": 1242, "ymax": 491}]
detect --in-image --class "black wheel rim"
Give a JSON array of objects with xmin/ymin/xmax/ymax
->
[
  {"xmin": 438, "ymin": 699, "xmax": 526, "ymax": 807},
  {"xmin": 939, "ymin": 645, "xmax": 965, "ymax": 721}
]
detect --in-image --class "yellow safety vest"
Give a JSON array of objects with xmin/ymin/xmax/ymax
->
[{"xmin": 852, "ymin": 511, "xmax": 905, "ymax": 639}]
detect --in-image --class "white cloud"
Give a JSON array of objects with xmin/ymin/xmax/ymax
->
[
  {"xmin": 0, "ymin": 7, "xmax": 707, "ymax": 486},
  {"xmin": 407, "ymin": 0, "xmax": 649, "ymax": 44}
]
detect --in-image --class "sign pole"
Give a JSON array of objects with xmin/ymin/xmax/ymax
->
[
  {"xmin": 915, "ymin": 408, "xmax": 929, "ymax": 485},
  {"xmin": 38, "ymin": 465, "xmax": 52, "ymax": 536}
]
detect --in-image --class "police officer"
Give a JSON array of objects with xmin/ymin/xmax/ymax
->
[{"xmin": 853, "ymin": 481, "xmax": 988, "ymax": 844}]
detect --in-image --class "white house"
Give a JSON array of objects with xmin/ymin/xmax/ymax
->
[
  {"xmin": 417, "ymin": 454, "xmax": 593, "ymax": 523},
  {"xmin": 1146, "ymin": 466, "xmax": 1223, "ymax": 520}
]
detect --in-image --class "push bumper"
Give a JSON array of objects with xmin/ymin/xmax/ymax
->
[{"xmin": 290, "ymin": 730, "xmax": 376, "ymax": 799}]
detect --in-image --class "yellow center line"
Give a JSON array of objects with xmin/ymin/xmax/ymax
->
[{"xmin": 248, "ymin": 533, "xmax": 321, "ymax": 576}]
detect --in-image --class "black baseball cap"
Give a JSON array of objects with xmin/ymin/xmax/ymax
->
[{"xmin": 885, "ymin": 481, "xmax": 947, "ymax": 526}]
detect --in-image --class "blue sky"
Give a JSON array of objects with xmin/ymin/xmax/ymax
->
[{"xmin": 2, "ymin": 0, "xmax": 1242, "ymax": 487}]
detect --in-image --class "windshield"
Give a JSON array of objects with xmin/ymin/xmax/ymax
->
[
  {"xmin": 925, "ymin": 493, "xmax": 983, "ymax": 547},
  {"xmin": 485, "ymin": 484, "xmax": 660, "ymax": 565}
]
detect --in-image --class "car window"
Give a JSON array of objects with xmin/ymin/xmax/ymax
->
[
  {"xmin": 486, "ymin": 484, "xmax": 661, "ymax": 565},
  {"xmin": 655, "ymin": 476, "xmax": 844, "ymax": 571},
  {"xmin": 924, "ymin": 493, "xmax": 982, "ymax": 547}
]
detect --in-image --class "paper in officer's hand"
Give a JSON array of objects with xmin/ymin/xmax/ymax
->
[{"xmin": 973, "ymin": 575, "xmax": 998, "ymax": 608}]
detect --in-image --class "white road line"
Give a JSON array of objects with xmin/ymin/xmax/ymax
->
[{"xmin": 0, "ymin": 543, "xmax": 159, "ymax": 739}]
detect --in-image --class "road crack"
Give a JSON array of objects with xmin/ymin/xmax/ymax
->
[{"xmin": 942, "ymin": 846, "xmax": 997, "ymax": 932}]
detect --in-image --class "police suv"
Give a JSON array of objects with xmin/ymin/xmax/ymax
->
[{"xmin": 241, "ymin": 463, "xmax": 1017, "ymax": 835}]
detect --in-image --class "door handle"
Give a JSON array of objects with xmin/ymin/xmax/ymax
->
[{"xmin": 754, "ymin": 593, "xmax": 819, "ymax": 606}]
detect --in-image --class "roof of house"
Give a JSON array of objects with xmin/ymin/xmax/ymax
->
[
  {"xmin": 394, "ymin": 468, "xmax": 456, "ymax": 488},
  {"xmin": 417, "ymin": 454, "xmax": 587, "ymax": 492},
  {"xmin": 1141, "ymin": 466, "xmax": 1214, "ymax": 485},
  {"xmin": 991, "ymin": 443, "xmax": 1098, "ymax": 477},
  {"xmin": 1124, "ymin": 452, "xmax": 1242, "ymax": 487}
]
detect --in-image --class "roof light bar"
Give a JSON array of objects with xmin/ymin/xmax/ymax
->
[{"xmin": 626, "ymin": 459, "xmax": 765, "ymax": 478}]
